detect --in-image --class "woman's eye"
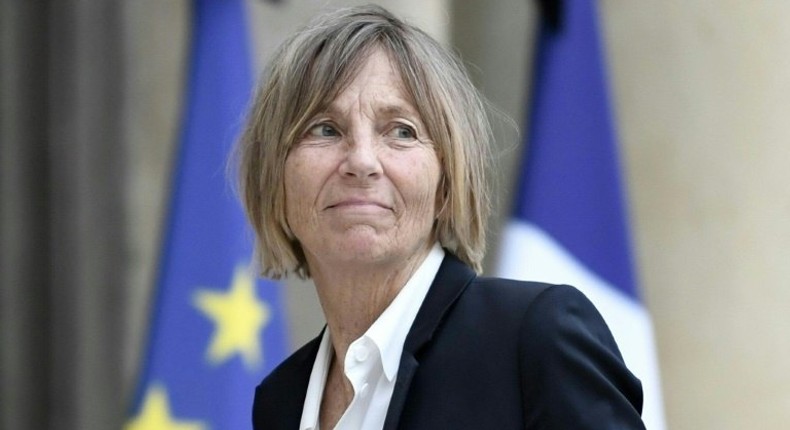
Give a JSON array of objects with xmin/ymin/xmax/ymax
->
[
  {"xmin": 387, "ymin": 125, "xmax": 416, "ymax": 140},
  {"xmin": 306, "ymin": 123, "xmax": 339, "ymax": 137}
]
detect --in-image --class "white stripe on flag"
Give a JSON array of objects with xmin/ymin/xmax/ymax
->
[{"xmin": 497, "ymin": 220, "xmax": 665, "ymax": 430}]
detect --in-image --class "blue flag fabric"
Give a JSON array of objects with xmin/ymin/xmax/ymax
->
[
  {"xmin": 516, "ymin": 0, "xmax": 636, "ymax": 300},
  {"xmin": 127, "ymin": 1, "xmax": 289, "ymax": 428},
  {"xmin": 497, "ymin": 1, "xmax": 664, "ymax": 428}
]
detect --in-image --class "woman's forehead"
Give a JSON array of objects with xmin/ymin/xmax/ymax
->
[{"xmin": 318, "ymin": 49, "xmax": 421, "ymax": 119}]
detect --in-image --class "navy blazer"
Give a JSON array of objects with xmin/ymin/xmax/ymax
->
[{"xmin": 253, "ymin": 253, "xmax": 646, "ymax": 429}]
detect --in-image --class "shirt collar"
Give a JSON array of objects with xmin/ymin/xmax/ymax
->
[
  {"xmin": 300, "ymin": 330, "xmax": 332, "ymax": 430},
  {"xmin": 298, "ymin": 244, "xmax": 445, "ymax": 430},
  {"xmin": 365, "ymin": 243, "xmax": 445, "ymax": 381}
]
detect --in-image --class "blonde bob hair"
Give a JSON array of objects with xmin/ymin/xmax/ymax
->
[{"xmin": 238, "ymin": 5, "xmax": 492, "ymax": 279}]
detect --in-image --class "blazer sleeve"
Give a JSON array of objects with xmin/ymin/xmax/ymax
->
[{"xmin": 518, "ymin": 284, "xmax": 646, "ymax": 429}]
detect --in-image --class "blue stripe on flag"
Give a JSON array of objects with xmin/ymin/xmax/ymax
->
[
  {"xmin": 515, "ymin": 0, "xmax": 638, "ymax": 300},
  {"xmin": 127, "ymin": 1, "xmax": 289, "ymax": 428}
]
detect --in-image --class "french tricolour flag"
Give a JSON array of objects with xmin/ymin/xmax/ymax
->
[{"xmin": 496, "ymin": 1, "xmax": 665, "ymax": 428}]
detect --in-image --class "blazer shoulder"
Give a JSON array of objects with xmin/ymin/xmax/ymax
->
[
  {"xmin": 253, "ymin": 332, "xmax": 322, "ymax": 429},
  {"xmin": 469, "ymin": 278, "xmax": 608, "ymax": 324},
  {"xmin": 469, "ymin": 276, "xmax": 564, "ymax": 309},
  {"xmin": 514, "ymin": 283, "xmax": 623, "ymax": 361},
  {"xmin": 514, "ymin": 283, "xmax": 646, "ymax": 429},
  {"xmin": 462, "ymin": 279, "xmax": 613, "ymax": 341},
  {"xmin": 455, "ymin": 279, "xmax": 645, "ymax": 428}
]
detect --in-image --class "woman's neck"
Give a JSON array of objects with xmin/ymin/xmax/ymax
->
[{"xmin": 308, "ymin": 242, "xmax": 434, "ymax": 363}]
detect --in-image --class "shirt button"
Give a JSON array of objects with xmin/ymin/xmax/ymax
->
[
  {"xmin": 353, "ymin": 346, "xmax": 369, "ymax": 362},
  {"xmin": 359, "ymin": 383, "xmax": 370, "ymax": 396}
]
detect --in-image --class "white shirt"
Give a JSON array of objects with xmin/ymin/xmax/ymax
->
[{"xmin": 299, "ymin": 244, "xmax": 445, "ymax": 430}]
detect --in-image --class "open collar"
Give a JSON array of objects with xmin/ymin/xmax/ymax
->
[{"xmin": 382, "ymin": 252, "xmax": 477, "ymax": 430}]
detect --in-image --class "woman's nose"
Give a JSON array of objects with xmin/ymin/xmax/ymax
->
[{"xmin": 340, "ymin": 135, "xmax": 383, "ymax": 179}]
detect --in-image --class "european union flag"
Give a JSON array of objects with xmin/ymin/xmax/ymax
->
[
  {"xmin": 497, "ymin": 1, "xmax": 664, "ymax": 428},
  {"xmin": 127, "ymin": 1, "xmax": 289, "ymax": 428}
]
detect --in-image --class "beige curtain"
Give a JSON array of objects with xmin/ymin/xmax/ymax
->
[{"xmin": 1, "ymin": 2, "xmax": 128, "ymax": 429}]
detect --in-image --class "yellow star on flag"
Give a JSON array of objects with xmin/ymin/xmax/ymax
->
[
  {"xmin": 125, "ymin": 384, "xmax": 207, "ymax": 430},
  {"xmin": 193, "ymin": 265, "xmax": 271, "ymax": 370}
]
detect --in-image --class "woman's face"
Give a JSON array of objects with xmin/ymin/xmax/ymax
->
[{"xmin": 283, "ymin": 48, "xmax": 441, "ymax": 272}]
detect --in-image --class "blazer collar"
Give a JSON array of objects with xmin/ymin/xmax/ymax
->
[
  {"xmin": 269, "ymin": 253, "xmax": 476, "ymax": 430},
  {"xmin": 262, "ymin": 329, "xmax": 323, "ymax": 430},
  {"xmin": 383, "ymin": 252, "xmax": 477, "ymax": 429}
]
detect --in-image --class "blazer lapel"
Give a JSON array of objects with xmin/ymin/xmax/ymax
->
[
  {"xmin": 382, "ymin": 253, "xmax": 477, "ymax": 430},
  {"xmin": 255, "ymin": 330, "xmax": 323, "ymax": 430}
]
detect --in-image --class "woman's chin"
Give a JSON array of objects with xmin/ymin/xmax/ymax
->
[
  {"xmin": 320, "ymin": 232, "xmax": 400, "ymax": 267},
  {"xmin": 300, "ymin": 221, "xmax": 433, "ymax": 272}
]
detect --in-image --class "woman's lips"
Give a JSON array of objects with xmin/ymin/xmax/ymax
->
[{"xmin": 326, "ymin": 199, "xmax": 391, "ymax": 212}]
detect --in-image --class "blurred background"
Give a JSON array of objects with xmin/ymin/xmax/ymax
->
[{"xmin": 2, "ymin": 0, "xmax": 790, "ymax": 429}]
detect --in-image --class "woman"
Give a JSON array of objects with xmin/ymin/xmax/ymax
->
[{"xmin": 239, "ymin": 5, "xmax": 645, "ymax": 430}]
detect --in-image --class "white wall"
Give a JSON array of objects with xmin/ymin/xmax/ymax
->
[{"xmin": 603, "ymin": 1, "xmax": 790, "ymax": 428}]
